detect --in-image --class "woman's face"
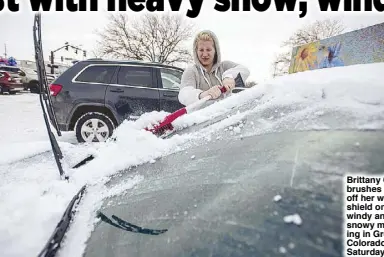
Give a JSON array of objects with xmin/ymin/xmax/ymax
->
[{"xmin": 197, "ymin": 40, "xmax": 215, "ymax": 68}]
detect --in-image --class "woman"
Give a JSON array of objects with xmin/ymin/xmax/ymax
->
[{"xmin": 178, "ymin": 30, "xmax": 250, "ymax": 106}]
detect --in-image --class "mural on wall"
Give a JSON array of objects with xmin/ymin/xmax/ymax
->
[{"xmin": 289, "ymin": 22, "xmax": 384, "ymax": 74}]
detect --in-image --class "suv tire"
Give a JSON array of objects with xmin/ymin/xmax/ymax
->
[
  {"xmin": 75, "ymin": 112, "xmax": 115, "ymax": 143},
  {"xmin": 29, "ymin": 81, "xmax": 40, "ymax": 94}
]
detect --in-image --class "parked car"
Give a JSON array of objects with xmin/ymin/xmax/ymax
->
[
  {"xmin": 0, "ymin": 65, "xmax": 55, "ymax": 93},
  {"xmin": 20, "ymin": 67, "xmax": 56, "ymax": 93},
  {"xmin": 49, "ymin": 59, "xmax": 193, "ymax": 143},
  {"xmin": 0, "ymin": 71, "xmax": 24, "ymax": 94}
]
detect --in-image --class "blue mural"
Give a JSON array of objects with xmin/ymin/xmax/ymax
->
[{"xmin": 289, "ymin": 22, "xmax": 384, "ymax": 73}]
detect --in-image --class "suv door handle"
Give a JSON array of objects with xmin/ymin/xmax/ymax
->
[
  {"xmin": 163, "ymin": 93, "xmax": 178, "ymax": 97},
  {"xmin": 110, "ymin": 88, "xmax": 124, "ymax": 93}
]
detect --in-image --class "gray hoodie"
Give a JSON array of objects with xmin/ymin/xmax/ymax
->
[{"xmin": 178, "ymin": 30, "xmax": 250, "ymax": 106}]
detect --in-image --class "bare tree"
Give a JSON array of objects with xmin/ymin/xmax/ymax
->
[
  {"xmin": 272, "ymin": 18, "xmax": 345, "ymax": 77},
  {"xmin": 95, "ymin": 12, "xmax": 196, "ymax": 66},
  {"xmin": 91, "ymin": 50, "xmax": 102, "ymax": 58}
]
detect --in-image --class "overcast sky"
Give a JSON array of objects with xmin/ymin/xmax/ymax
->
[{"xmin": 0, "ymin": 0, "xmax": 383, "ymax": 82}]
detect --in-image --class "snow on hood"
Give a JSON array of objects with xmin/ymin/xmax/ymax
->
[{"xmin": 1, "ymin": 62, "xmax": 384, "ymax": 257}]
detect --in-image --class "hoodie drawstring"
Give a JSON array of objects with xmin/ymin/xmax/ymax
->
[
  {"xmin": 199, "ymin": 66, "xmax": 224, "ymax": 88},
  {"xmin": 199, "ymin": 66, "xmax": 211, "ymax": 88},
  {"xmin": 214, "ymin": 69, "xmax": 223, "ymax": 87}
]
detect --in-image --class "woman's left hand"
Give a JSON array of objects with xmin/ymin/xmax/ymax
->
[{"xmin": 222, "ymin": 77, "xmax": 236, "ymax": 92}]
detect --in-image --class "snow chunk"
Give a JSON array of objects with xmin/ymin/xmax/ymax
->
[
  {"xmin": 233, "ymin": 126, "xmax": 241, "ymax": 134},
  {"xmin": 273, "ymin": 195, "xmax": 282, "ymax": 202},
  {"xmin": 283, "ymin": 213, "xmax": 302, "ymax": 225}
]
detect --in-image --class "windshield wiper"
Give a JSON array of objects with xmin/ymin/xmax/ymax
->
[
  {"xmin": 33, "ymin": 12, "xmax": 67, "ymax": 179},
  {"xmin": 37, "ymin": 185, "xmax": 87, "ymax": 257},
  {"xmin": 97, "ymin": 211, "xmax": 168, "ymax": 235}
]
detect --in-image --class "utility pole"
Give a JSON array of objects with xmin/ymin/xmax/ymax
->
[
  {"xmin": 50, "ymin": 51, "xmax": 54, "ymax": 74},
  {"xmin": 4, "ymin": 44, "xmax": 7, "ymax": 58}
]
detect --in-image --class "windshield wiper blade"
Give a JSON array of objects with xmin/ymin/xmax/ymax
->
[
  {"xmin": 33, "ymin": 12, "xmax": 67, "ymax": 179},
  {"xmin": 97, "ymin": 211, "xmax": 168, "ymax": 235},
  {"xmin": 37, "ymin": 185, "xmax": 87, "ymax": 257}
]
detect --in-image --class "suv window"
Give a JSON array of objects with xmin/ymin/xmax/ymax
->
[
  {"xmin": 117, "ymin": 66, "xmax": 154, "ymax": 88},
  {"xmin": 160, "ymin": 68, "xmax": 182, "ymax": 90},
  {"xmin": 75, "ymin": 65, "xmax": 116, "ymax": 84},
  {"xmin": 0, "ymin": 66, "xmax": 20, "ymax": 73}
]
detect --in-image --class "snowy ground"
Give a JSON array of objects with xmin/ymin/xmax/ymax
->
[{"xmin": 1, "ymin": 63, "xmax": 384, "ymax": 257}]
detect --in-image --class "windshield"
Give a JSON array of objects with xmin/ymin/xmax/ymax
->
[
  {"xmin": 0, "ymin": 66, "xmax": 20, "ymax": 73},
  {"xmin": 81, "ymin": 129, "xmax": 384, "ymax": 257}
]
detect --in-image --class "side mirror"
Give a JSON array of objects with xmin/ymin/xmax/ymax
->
[
  {"xmin": 19, "ymin": 71, "xmax": 26, "ymax": 76},
  {"xmin": 234, "ymin": 73, "xmax": 245, "ymax": 88}
]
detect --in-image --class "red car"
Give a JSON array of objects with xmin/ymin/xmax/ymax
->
[{"xmin": 0, "ymin": 71, "xmax": 24, "ymax": 94}]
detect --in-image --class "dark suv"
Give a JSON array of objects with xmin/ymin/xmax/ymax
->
[{"xmin": 50, "ymin": 59, "xmax": 186, "ymax": 143}]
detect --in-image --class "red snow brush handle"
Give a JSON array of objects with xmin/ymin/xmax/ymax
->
[
  {"xmin": 145, "ymin": 108, "xmax": 187, "ymax": 135},
  {"xmin": 146, "ymin": 86, "xmax": 227, "ymax": 136}
]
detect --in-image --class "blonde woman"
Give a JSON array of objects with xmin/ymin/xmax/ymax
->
[{"xmin": 178, "ymin": 30, "xmax": 250, "ymax": 106}]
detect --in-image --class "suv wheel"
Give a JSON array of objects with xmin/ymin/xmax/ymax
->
[
  {"xmin": 75, "ymin": 112, "xmax": 115, "ymax": 143},
  {"xmin": 29, "ymin": 81, "xmax": 40, "ymax": 94}
]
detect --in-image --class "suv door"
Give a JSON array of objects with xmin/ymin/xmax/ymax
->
[
  {"xmin": 106, "ymin": 65, "xmax": 160, "ymax": 123},
  {"xmin": 156, "ymin": 68, "xmax": 184, "ymax": 112},
  {"xmin": 65, "ymin": 64, "xmax": 118, "ymax": 126}
]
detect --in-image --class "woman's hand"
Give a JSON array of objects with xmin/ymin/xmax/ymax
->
[
  {"xmin": 199, "ymin": 85, "xmax": 222, "ymax": 100},
  {"xmin": 222, "ymin": 77, "xmax": 236, "ymax": 92}
]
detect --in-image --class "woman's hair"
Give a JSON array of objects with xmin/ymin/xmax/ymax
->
[
  {"xmin": 195, "ymin": 32, "xmax": 214, "ymax": 48},
  {"xmin": 194, "ymin": 31, "xmax": 218, "ymax": 64}
]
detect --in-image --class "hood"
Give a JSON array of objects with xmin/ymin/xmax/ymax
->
[{"xmin": 193, "ymin": 30, "xmax": 222, "ymax": 72}]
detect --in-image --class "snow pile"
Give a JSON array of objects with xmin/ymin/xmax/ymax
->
[
  {"xmin": 0, "ymin": 141, "xmax": 51, "ymax": 165},
  {"xmin": 175, "ymin": 63, "xmax": 384, "ymax": 132},
  {"xmin": 187, "ymin": 63, "xmax": 384, "ymax": 139},
  {"xmin": 0, "ymin": 62, "xmax": 383, "ymax": 257}
]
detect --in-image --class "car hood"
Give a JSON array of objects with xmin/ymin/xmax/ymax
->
[
  {"xmin": 82, "ymin": 129, "xmax": 384, "ymax": 257},
  {"xmin": 6, "ymin": 71, "xmax": 22, "ymax": 78}
]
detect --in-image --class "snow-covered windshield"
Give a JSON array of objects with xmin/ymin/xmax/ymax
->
[{"xmin": 80, "ymin": 129, "xmax": 384, "ymax": 257}]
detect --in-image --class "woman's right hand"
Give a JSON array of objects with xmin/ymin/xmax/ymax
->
[{"xmin": 200, "ymin": 85, "xmax": 222, "ymax": 100}]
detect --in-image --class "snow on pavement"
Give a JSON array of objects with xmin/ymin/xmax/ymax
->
[
  {"xmin": 0, "ymin": 63, "xmax": 384, "ymax": 257},
  {"xmin": 0, "ymin": 93, "xmax": 79, "ymax": 165}
]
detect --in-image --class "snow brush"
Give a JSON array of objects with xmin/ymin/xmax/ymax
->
[
  {"xmin": 145, "ymin": 86, "xmax": 227, "ymax": 137},
  {"xmin": 144, "ymin": 72, "xmax": 246, "ymax": 137}
]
